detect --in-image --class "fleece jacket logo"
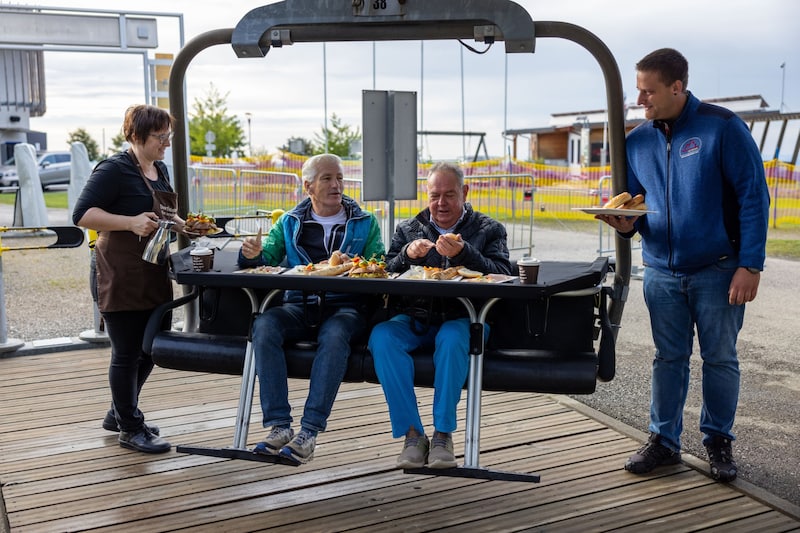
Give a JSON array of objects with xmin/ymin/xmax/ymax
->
[{"xmin": 679, "ymin": 137, "xmax": 702, "ymax": 158}]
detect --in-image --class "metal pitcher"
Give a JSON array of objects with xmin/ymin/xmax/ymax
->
[{"xmin": 142, "ymin": 219, "xmax": 175, "ymax": 264}]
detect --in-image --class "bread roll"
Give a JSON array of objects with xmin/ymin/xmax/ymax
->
[
  {"xmin": 604, "ymin": 192, "xmax": 632, "ymax": 208},
  {"xmin": 622, "ymin": 194, "xmax": 645, "ymax": 209}
]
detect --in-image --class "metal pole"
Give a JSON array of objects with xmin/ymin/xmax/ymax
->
[
  {"xmin": 245, "ymin": 112, "xmax": 252, "ymax": 156},
  {"xmin": 323, "ymin": 42, "xmax": 329, "ymax": 153},
  {"xmin": 460, "ymin": 45, "xmax": 466, "ymax": 161},
  {"xmin": 0, "ymin": 255, "xmax": 25, "ymax": 352},
  {"xmin": 780, "ymin": 62, "xmax": 786, "ymax": 113},
  {"xmin": 419, "ymin": 41, "xmax": 424, "ymax": 160}
]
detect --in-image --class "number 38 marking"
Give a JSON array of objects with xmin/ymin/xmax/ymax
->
[{"xmin": 372, "ymin": 0, "xmax": 387, "ymax": 8}]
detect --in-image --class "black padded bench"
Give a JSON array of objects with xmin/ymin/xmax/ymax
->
[{"xmin": 143, "ymin": 251, "xmax": 615, "ymax": 395}]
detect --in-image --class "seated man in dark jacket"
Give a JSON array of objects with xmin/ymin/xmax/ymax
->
[{"xmin": 368, "ymin": 162, "xmax": 511, "ymax": 469}]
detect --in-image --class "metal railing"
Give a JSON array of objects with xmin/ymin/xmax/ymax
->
[{"xmin": 187, "ymin": 166, "xmax": 535, "ymax": 256}]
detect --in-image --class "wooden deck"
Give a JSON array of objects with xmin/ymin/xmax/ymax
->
[{"xmin": 2, "ymin": 347, "xmax": 799, "ymax": 532}]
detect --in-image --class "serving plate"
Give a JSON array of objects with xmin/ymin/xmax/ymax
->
[
  {"xmin": 572, "ymin": 207, "xmax": 657, "ymax": 216},
  {"xmin": 462, "ymin": 273, "xmax": 517, "ymax": 284},
  {"xmin": 184, "ymin": 227, "xmax": 223, "ymax": 238},
  {"xmin": 233, "ymin": 266, "xmax": 286, "ymax": 274}
]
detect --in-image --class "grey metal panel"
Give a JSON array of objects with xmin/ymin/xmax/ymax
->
[
  {"xmin": 362, "ymin": 90, "xmax": 388, "ymax": 202},
  {"xmin": 231, "ymin": 0, "xmax": 535, "ymax": 58},
  {"xmin": 362, "ymin": 90, "xmax": 417, "ymax": 202},
  {"xmin": 0, "ymin": 12, "xmax": 158, "ymax": 49},
  {"xmin": 392, "ymin": 91, "xmax": 417, "ymax": 200}
]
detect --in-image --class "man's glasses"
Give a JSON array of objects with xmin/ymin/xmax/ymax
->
[{"xmin": 150, "ymin": 132, "xmax": 174, "ymax": 144}]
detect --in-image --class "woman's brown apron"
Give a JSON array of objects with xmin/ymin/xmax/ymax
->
[{"xmin": 95, "ymin": 155, "xmax": 178, "ymax": 312}]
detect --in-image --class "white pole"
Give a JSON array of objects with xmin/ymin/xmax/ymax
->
[
  {"xmin": 323, "ymin": 43, "xmax": 329, "ymax": 153},
  {"xmin": 420, "ymin": 41, "xmax": 424, "ymax": 160},
  {"xmin": 780, "ymin": 62, "xmax": 786, "ymax": 113},
  {"xmin": 460, "ymin": 46, "xmax": 466, "ymax": 162}
]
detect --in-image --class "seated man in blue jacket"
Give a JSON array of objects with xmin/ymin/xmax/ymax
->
[
  {"xmin": 369, "ymin": 162, "xmax": 511, "ymax": 469},
  {"xmin": 238, "ymin": 153, "xmax": 385, "ymax": 464}
]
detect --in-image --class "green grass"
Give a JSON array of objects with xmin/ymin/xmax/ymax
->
[{"xmin": 0, "ymin": 191, "xmax": 68, "ymax": 209}]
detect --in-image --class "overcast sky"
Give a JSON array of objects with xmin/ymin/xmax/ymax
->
[{"xmin": 6, "ymin": 0, "xmax": 799, "ymax": 160}]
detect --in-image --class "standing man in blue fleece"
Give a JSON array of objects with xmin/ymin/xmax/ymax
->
[
  {"xmin": 597, "ymin": 48, "xmax": 769, "ymax": 482},
  {"xmin": 238, "ymin": 153, "xmax": 385, "ymax": 464}
]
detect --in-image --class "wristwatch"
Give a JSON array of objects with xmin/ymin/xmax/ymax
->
[{"xmin": 745, "ymin": 267, "xmax": 761, "ymax": 274}]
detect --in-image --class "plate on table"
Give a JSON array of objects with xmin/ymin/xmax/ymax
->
[
  {"xmin": 184, "ymin": 227, "xmax": 223, "ymax": 238},
  {"xmin": 233, "ymin": 266, "xmax": 286, "ymax": 275},
  {"xmin": 398, "ymin": 266, "xmax": 462, "ymax": 281},
  {"xmin": 462, "ymin": 273, "xmax": 517, "ymax": 284},
  {"xmin": 572, "ymin": 207, "xmax": 657, "ymax": 216}
]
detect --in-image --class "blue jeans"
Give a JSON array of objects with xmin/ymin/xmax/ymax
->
[
  {"xmin": 643, "ymin": 257, "xmax": 745, "ymax": 451},
  {"xmin": 252, "ymin": 301, "xmax": 365, "ymax": 433},
  {"xmin": 369, "ymin": 315, "xmax": 486, "ymax": 438}
]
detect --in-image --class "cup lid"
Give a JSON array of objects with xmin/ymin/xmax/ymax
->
[
  {"xmin": 190, "ymin": 247, "xmax": 213, "ymax": 256},
  {"xmin": 518, "ymin": 257, "xmax": 540, "ymax": 265}
]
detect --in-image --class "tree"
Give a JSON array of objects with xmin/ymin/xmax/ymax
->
[
  {"xmin": 67, "ymin": 128, "xmax": 100, "ymax": 161},
  {"xmin": 109, "ymin": 131, "xmax": 127, "ymax": 156},
  {"xmin": 188, "ymin": 83, "xmax": 246, "ymax": 157},
  {"xmin": 312, "ymin": 113, "xmax": 361, "ymax": 157},
  {"xmin": 279, "ymin": 136, "xmax": 315, "ymax": 156}
]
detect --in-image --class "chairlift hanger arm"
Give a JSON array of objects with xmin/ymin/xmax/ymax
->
[
  {"xmin": 231, "ymin": 0, "xmax": 536, "ymax": 57},
  {"xmin": 168, "ymin": 1, "xmax": 631, "ymax": 330}
]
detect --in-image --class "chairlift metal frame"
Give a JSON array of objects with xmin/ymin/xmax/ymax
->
[{"xmin": 166, "ymin": 0, "xmax": 632, "ymax": 479}]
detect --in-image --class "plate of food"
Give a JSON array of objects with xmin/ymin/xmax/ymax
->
[
  {"xmin": 233, "ymin": 266, "xmax": 286, "ymax": 274},
  {"xmin": 573, "ymin": 207, "xmax": 657, "ymax": 216},
  {"xmin": 287, "ymin": 261, "xmax": 355, "ymax": 277},
  {"xmin": 573, "ymin": 192, "xmax": 657, "ymax": 216},
  {"xmin": 463, "ymin": 273, "xmax": 518, "ymax": 283},
  {"xmin": 184, "ymin": 213, "xmax": 223, "ymax": 237},
  {"xmin": 348, "ymin": 256, "xmax": 389, "ymax": 278},
  {"xmin": 399, "ymin": 266, "xmax": 463, "ymax": 281},
  {"xmin": 184, "ymin": 227, "xmax": 223, "ymax": 238}
]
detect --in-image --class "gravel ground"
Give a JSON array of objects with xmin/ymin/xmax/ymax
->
[{"xmin": 2, "ymin": 206, "xmax": 798, "ymax": 510}]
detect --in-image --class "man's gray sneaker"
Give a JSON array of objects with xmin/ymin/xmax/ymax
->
[
  {"xmin": 428, "ymin": 432, "xmax": 457, "ymax": 469},
  {"xmin": 253, "ymin": 426, "xmax": 294, "ymax": 456},
  {"xmin": 279, "ymin": 430, "xmax": 316, "ymax": 464},
  {"xmin": 396, "ymin": 434, "xmax": 429, "ymax": 469}
]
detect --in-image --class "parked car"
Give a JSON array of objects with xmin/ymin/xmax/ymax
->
[{"xmin": 0, "ymin": 151, "xmax": 72, "ymax": 189}]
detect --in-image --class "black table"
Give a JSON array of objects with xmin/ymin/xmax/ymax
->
[{"xmin": 170, "ymin": 248, "xmax": 608, "ymax": 482}]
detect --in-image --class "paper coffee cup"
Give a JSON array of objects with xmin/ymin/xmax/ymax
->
[
  {"xmin": 190, "ymin": 247, "xmax": 214, "ymax": 272},
  {"xmin": 517, "ymin": 257, "xmax": 540, "ymax": 284}
]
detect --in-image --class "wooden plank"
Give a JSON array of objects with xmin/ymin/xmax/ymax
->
[{"xmin": 2, "ymin": 348, "xmax": 798, "ymax": 532}]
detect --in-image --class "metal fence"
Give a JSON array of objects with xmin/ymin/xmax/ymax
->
[
  {"xmin": 187, "ymin": 155, "xmax": 800, "ymax": 255},
  {"xmin": 187, "ymin": 164, "xmax": 535, "ymax": 255}
]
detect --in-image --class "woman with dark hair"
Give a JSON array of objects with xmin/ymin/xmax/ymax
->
[{"xmin": 73, "ymin": 104, "xmax": 184, "ymax": 453}]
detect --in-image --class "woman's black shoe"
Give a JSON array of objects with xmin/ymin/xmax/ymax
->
[
  {"xmin": 102, "ymin": 410, "xmax": 160, "ymax": 435},
  {"xmin": 119, "ymin": 428, "xmax": 171, "ymax": 454}
]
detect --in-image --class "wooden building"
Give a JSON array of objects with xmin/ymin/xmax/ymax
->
[{"xmin": 505, "ymin": 95, "xmax": 800, "ymax": 167}]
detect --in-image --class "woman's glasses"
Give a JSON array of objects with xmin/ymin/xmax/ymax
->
[{"xmin": 150, "ymin": 132, "xmax": 174, "ymax": 144}]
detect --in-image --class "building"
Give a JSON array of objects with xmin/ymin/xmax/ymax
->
[{"xmin": 505, "ymin": 95, "xmax": 800, "ymax": 167}]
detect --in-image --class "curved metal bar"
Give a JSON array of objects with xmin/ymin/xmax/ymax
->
[
  {"xmin": 168, "ymin": 28, "xmax": 234, "ymax": 250},
  {"xmin": 533, "ymin": 20, "xmax": 630, "ymax": 330},
  {"xmin": 231, "ymin": 0, "xmax": 536, "ymax": 58}
]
